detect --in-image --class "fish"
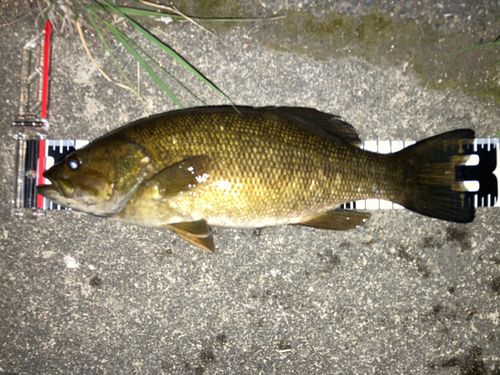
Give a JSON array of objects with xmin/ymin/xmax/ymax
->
[{"xmin": 38, "ymin": 106, "xmax": 475, "ymax": 251}]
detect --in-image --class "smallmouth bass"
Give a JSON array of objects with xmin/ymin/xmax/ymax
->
[{"xmin": 38, "ymin": 106, "xmax": 475, "ymax": 251}]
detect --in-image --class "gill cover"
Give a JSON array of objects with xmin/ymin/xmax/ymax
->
[{"xmin": 38, "ymin": 140, "xmax": 151, "ymax": 217}]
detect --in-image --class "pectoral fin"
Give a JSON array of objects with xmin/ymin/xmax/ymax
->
[
  {"xmin": 146, "ymin": 155, "xmax": 211, "ymax": 200},
  {"xmin": 299, "ymin": 209, "xmax": 371, "ymax": 230},
  {"xmin": 166, "ymin": 220, "xmax": 215, "ymax": 252}
]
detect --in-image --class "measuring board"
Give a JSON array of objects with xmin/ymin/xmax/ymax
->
[
  {"xmin": 12, "ymin": 21, "xmax": 52, "ymax": 219},
  {"xmin": 12, "ymin": 137, "xmax": 498, "ymax": 213}
]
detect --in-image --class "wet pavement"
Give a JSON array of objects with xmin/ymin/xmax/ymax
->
[{"xmin": 1, "ymin": 0, "xmax": 499, "ymax": 373}]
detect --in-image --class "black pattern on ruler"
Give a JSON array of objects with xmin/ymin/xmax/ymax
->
[
  {"xmin": 24, "ymin": 140, "xmax": 38, "ymax": 208},
  {"xmin": 40, "ymin": 138, "xmax": 500, "ymax": 210},
  {"xmin": 457, "ymin": 141, "xmax": 498, "ymax": 207},
  {"xmin": 46, "ymin": 142, "xmax": 76, "ymax": 210}
]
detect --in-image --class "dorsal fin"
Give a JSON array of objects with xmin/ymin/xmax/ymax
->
[
  {"xmin": 108, "ymin": 106, "xmax": 361, "ymax": 147},
  {"xmin": 271, "ymin": 107, "xmax": 361, "ymax": 147}
]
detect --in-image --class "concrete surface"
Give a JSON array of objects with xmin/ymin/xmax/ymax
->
[{"xmin": 1, "ymin": 0, "xmax": 500, "ymax": 374}]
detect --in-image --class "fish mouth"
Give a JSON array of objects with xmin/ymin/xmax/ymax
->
[
  {"xmin": 36, "ymin": 183, "xmax": 60, "ymax": 199},
  {"xmin": 37, "ymin": 179, "xmax": 65, "ymax": 201},
  {"xmin": 37, "ymin": 172, "xmax": 75, "ymax": 199}
]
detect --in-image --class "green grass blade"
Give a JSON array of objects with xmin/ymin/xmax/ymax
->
[
  {"xmin": 87, "ymin": 5, "xmax": 284, "ymax": 22},
  {"xmin": 99, "ymin": 0, "xmax": 233, "ymax": 105},
  {"xmin": 86, "ymin": 10, "xmax": 151, "ymax": 112},
  {"xmin": 447, "ymin": 39, "xmax": 500, "ymax": 68},
  {"xmin": 492, "ymin": 60, "xmax": 500, "ymax": 68},
  {"xmin": 88, "ymin": 1, "xmax": 205, "ymax": 105},
  {"xmin": 72, "ymin": 0, "xmax": 151, "ymax": 112},
  {"xmin": 446, "ymin": 41, "xmax": 500, "ymax": 56},
  {"xmin": 86, "ymin": 9, "xmax": 133, "ymax": 88},
  {"xmin": 103, "ymin": 19, "xmax": 184, "ymax": 108},
  {"xmin": 122, "ymin": 34, "xmax": 207, "ymax": 105},
  {"xmin": 88, "ymin": 6, "xmax": 170, "ymax": 17},
  {"xmin": 86, "ymin": 1, "xmax": 197, "ymax": 106}
]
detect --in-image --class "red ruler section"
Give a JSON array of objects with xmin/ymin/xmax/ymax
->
[
  {"xmin": 41, "ymin": 21, "xmax": 51, "ymax": 119},
  {"xmin": 36, "ymin": 21, "xmax": 52, "ymax": 209}
]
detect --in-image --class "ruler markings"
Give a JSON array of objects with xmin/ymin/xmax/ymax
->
[{"xmin": 27, "ymin": 138, "xmax": 500, "ymax": 210}]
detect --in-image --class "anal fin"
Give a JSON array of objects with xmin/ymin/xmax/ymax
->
[
  {"xmin": 166, "ymin": 220, "xmax": 215, "ymax": 252},
  {"xmin": 298, "ymin": 209, "xmax": 371, "ymax": 230}
]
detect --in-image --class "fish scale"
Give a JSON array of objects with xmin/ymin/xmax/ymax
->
[{"xmin": 108, "ymin": 108, "xmax": 405, "ymax": 227}]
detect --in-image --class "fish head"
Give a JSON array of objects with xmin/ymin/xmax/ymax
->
[{"xmin": 38, "ymin": 140, "xmax": 151, "ymax": 216}]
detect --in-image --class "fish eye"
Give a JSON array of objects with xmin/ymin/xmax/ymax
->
[{"xmin": 67, "ymin": 156, "xmax": 81, "ymax": 170}]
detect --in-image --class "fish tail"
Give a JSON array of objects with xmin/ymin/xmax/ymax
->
[{"xmin": 393, "ymin": 129, "xmax": 475, "ymax": 223}]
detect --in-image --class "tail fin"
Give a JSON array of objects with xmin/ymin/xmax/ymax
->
[{"xmin": 394, "ymin": 129, "xmax": 475, "ymax": 223}]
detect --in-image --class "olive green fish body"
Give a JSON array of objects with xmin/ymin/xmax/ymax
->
[
  {"xmin": 109, "ymin": 108, "xmax": 403, "ymax": 227},
  {"xmin": 39, "ymin": 106, "xmax": 475, "ymax": 251}
]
